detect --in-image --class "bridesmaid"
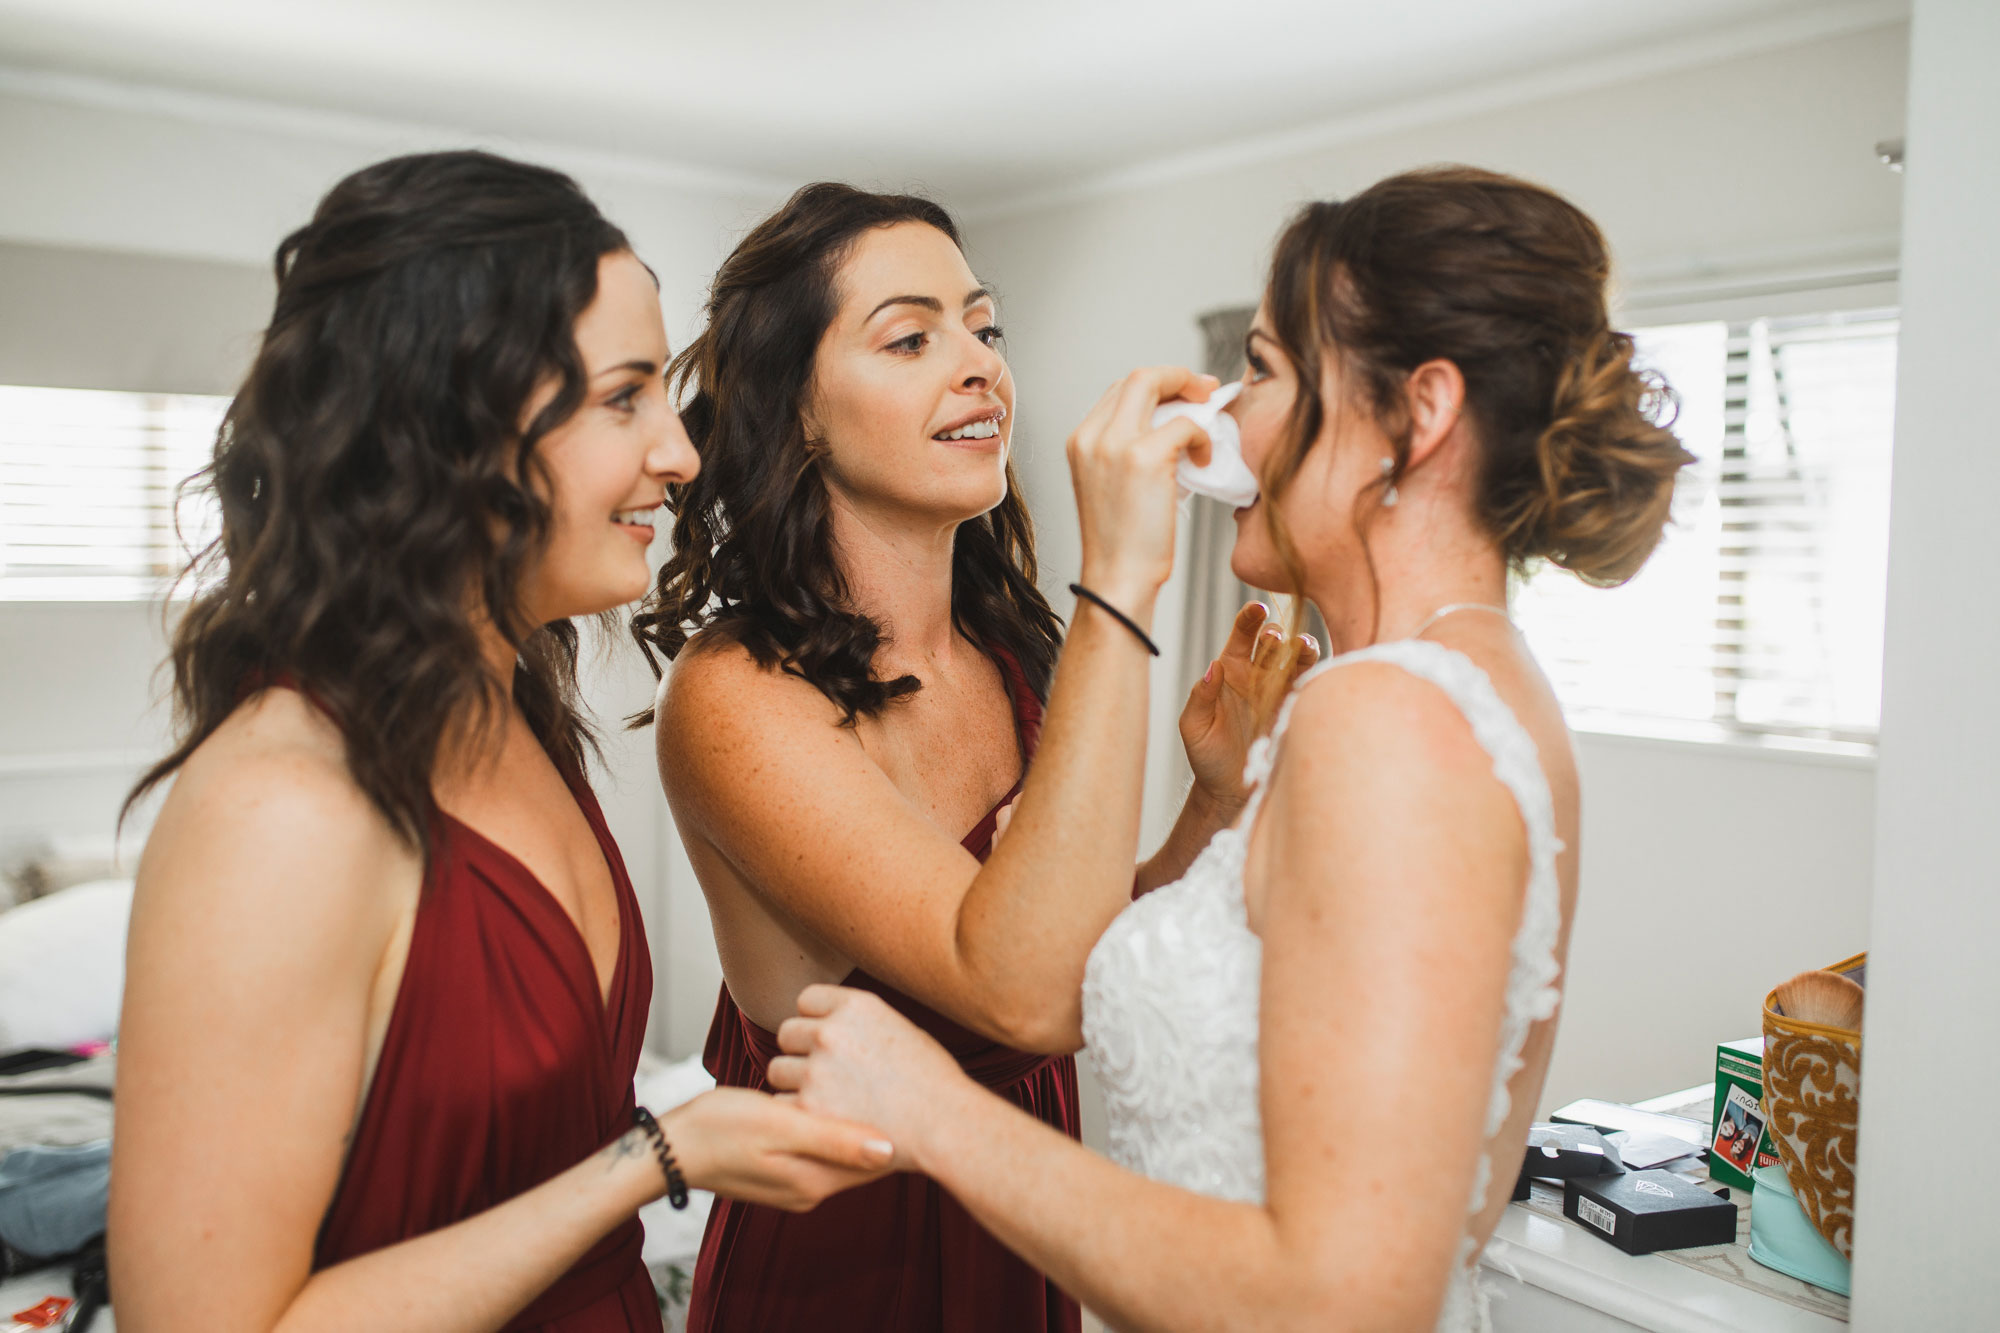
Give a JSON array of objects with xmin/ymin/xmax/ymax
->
[
  {"xmin": 110, "ymin": 151, "xmax": 892, "ymax": 1333},
  {"xmin": 633, "ymin": 184, "xmax": 1311, "ymax": 1330}
]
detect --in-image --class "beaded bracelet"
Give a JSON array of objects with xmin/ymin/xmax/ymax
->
[
  {"xmin": 1069, "ymin": 583, "xmax": 1160, "ymax": 657},
  {"xmin": 632, "ymin": 1105, "xmax": 690, "ymax": 1209}
]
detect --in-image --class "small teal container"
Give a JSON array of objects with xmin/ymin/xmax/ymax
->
[{"xmin": 1747, "ymin": 1163, "xmax": 1851, "ymax": 1296}]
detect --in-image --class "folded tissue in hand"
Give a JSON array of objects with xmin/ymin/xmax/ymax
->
[{"xmin": 1154, "ymin": 381, "xmax": 1258, "ymax": 508}]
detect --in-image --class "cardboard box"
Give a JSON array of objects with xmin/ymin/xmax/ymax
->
[
  {"xmin": 1564, "ymin": 1171, "xmax": 1738, "ymax": 1255},
  {"xmin": 1711, "ymin": 1037, "xmax": 1783, "ymax": 1192}
]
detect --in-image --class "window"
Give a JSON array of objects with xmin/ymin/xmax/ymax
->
[
  {"xmin": 0, "ymin": 385, "xmax": 227, "ymax": 601},
  {"xmin": 1512, "ymin": 307, "xmax": 1898, "ymax": 749}
]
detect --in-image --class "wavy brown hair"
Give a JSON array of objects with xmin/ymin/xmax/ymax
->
[
  {"xmin": 125, "ymin": 150, "xmax": 632, "ymax": 851},
  {"xmin": 1256, "ymin": 166, "xmax": 1694, "ymax": 658},
  {"xmin": 630, "ymin": 182, "xmax": 1062, "ymax": 723}
]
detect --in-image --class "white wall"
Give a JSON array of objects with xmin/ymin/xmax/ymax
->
[
  {"xmin": 1850, "ymin": 0, "xmax": 2000, "ymax": 1322},
  {"xmin": 0, "ymin": 78, "xmax": 784, "ymax": 1052},
  {"xmin": 964, "ymin": 24, "xmax": 1907, "ymax": 1116}
]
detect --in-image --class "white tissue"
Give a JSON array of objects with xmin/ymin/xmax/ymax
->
[{"xmin": 1154, "ymin": 381, "xmax": 1258, "ymax": 508}]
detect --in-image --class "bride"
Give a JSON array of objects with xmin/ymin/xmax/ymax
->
[{"xmin": 766, "ymin": 165, "xmax": 1694, "ymax": 1331}]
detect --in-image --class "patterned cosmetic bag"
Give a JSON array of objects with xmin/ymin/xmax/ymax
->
[{"xmin": 1761, "ymin": 952, "xmax": 1865, "ymax": 1258}]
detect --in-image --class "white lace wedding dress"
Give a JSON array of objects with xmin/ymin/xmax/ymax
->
[{"xmin": 1081, "ymin": 639, "xmax": 1565, "ymax": 1332}]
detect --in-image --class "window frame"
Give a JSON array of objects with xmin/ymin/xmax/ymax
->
[{"xmin": 1537, "ymin": 273, "xmax": 1904, "ymax": 762}]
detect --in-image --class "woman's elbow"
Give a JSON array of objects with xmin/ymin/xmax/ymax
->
[{"xmin": 979, "ymin": 994, "xmax": 1084, "ymax": 1056}]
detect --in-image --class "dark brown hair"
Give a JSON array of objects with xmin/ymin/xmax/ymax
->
[
  {"xmin": 630, "ymin": 182, "xmax": 1062, "ymax": 722},
  {"xmin": 1258, "ymin": 165, "xmax": 1694, "ymax": 641},
  {"xmin": 125, "ymin": 150, "xmax": 632, "ymax": 850}
]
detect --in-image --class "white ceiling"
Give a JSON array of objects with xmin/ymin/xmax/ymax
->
[{"xmin": 0, "ymin": 0, "xmax": 1905, "ymax": 210}]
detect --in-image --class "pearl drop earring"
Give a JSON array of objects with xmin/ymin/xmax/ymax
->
[{"xmin": 1380, "ymin": 456, "xmax": 1399, "ymax": 508}]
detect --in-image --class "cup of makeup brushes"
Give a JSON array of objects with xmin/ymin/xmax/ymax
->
[{"xmin": 1761, "ymin": 952, "xmax": 1865, "ymax": 1258}]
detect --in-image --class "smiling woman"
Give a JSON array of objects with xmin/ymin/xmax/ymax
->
[{"xmin": 108, "ymin": 151, "xmax": 898, "ymax": 1333}]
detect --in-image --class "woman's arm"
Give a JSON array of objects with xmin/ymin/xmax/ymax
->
[
  {"xmin": 769, "ymin": 664, "xmax": 1531, "ymax": 1332},
  {"xmin": 274, "ymin": 1090, "xmax": 886, "ymax": 1332},
  {"xmin": 111, "ymin": 737, "xmax": 888, "ymax": 1333},
  {"xmin": 661, "ymin": 367, "xmax": 1218, "ymax": 1055}
]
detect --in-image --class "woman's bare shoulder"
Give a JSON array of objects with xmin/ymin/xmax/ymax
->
[
  {"xmin": 657, "ymin": 627, "xmax": 846, "ymax": 750},
  {"xmin": 165, "ymin": 686, "xmax": 372, "ymax": 822},
  {"xmin": 1282, "ymin": 657, "xmax": 1494, "ymax": 772},
  {"xmin": 138, "ymin": 687, "xmax": 415, "ymax": 942}
]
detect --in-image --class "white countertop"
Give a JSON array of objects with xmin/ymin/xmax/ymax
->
[{"xmin": 1483, "ymin": 1186, "xmax": 1846, "ymax": 1333}]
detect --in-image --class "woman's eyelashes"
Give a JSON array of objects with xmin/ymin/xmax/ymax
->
[
  {"xmin": 883, "ymin": 325, "xmax": 1006, "ymax": 357},
  {"xmin": 605, "ymin": 376, "xmax": 661, "ymax": 414}
]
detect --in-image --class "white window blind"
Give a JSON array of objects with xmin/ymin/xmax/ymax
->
[
  {"xmin": 1512, "ymin": 307, "xmax": 1898, "ymax": 748},
  {"xmin": 0, "ymin": 385, "xmax": 227, "ymax": 601}
]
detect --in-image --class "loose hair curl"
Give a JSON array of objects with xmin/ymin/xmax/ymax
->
[
  {"xmin": 1258, "ymin": 166, "xmax": 1695, "ymax": 631},
  {"xmin": 125, "ymin": 150, "xmax": 632, "ymax": 851},
  {"xmin": 630, "ymin": 182, "xmax": 1062, "ymax": 723}
]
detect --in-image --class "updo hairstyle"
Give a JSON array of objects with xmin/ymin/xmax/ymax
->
[{"xmin": 1259, "ymin": 165, "xmax": 1695, "ymax": 604}]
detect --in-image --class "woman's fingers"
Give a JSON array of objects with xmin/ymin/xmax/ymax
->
[
  {"xmin": 795, "ymin": 984, "xmax": 848, "ymax": 1019},
  {"xmin": 1220, "ymin": 602, "xmax": 1270, "ymax": 669},
  {"xmin": 1292, "ymin": 633, "xmax": 1322, "ymax": 676},
  {"xmin": 1249, "ymin": 622, "xmax": 1286, "ymax": 669},
  {"xmin": 771, "ymin": 1160, "xmax": 892, "ymax": 1213},
  {"xmin": 1071, "ymin": 367, "xmax": 1218, "ymax": 458},
  {"xmin": 767, "ymin": 1054, "xmax": 807, "ymax": 1090},
  {"xmin": 1109, "ymin": 367, "xmax": 1217, "ymax": 440},
  {"xmin": 776, "ymin": 1015, "xmax": 821, "ymax": 1055},
  {"xmin": 1163, "ymin": 415, "xmax": 1214, "ymax": 469},
  {"xmin": 788, "ymin": 1114, "xmax": 897, "ymax": 1171}
]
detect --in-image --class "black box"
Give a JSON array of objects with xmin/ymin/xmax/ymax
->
[
  {"xmin": 1522, "ymin": 1124, "xmax": 1625, "ymax": 1180},
  {"xmin": 1562, "ymin": 1171, "xmax": 1737, "ymax": 1255}
]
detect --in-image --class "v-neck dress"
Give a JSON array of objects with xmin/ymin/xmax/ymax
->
[
  {"xmin": 315, "ymin": 767, "xmax": 660, "ymax": 1331},
  {"xmin": 687, "ymin": 646, "xmax": 1082, "ymax": 1333}
]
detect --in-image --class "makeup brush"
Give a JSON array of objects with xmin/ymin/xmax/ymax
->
[{"xmin": 1773, "ymin": 969, "xmax": 1865, "ymax": 1031}]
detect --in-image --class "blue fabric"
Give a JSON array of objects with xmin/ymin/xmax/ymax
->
[{"xmin": 0, "ymin": 1139, "xmax": 109, "ymax": 1257}]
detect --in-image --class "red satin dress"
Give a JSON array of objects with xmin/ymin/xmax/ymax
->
[
  {"xmin": 315, "ymin": 765, "xmax": 661, "ymax": 1331},
  {"xmin": 688, "ymin": 648, "xmax": 1082, "ymax": 1333}
]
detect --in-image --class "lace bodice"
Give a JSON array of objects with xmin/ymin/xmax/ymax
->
[{"xmin": 1081, "ymin": 639, "xmax": 1565, "ymax": 1332}]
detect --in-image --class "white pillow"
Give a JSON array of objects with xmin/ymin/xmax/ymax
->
[{"xmin": 0, "ymin": 878, "xmax": 133, "ymax": 1051}]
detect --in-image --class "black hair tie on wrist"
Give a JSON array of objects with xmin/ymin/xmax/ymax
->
[
  {"xmin": 1070, "ymin": 583, "xmax": 1160, "ymax": 657},
  {"xmin": 632, "ymin": 1105, "xmax": 690, "ymax": 1209}
]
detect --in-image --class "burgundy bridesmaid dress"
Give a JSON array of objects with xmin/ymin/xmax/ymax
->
[
  {"xmin": 315, "ymin": 765, "xmax": 662, "ymax": 1331},
  {"xmin": 688, "ymin": 647, "xmax": 1083, "ymax": 1333}
]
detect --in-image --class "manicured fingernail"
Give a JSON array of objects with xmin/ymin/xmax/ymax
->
[
  {"xmin": 1203, "ymin": 663, "xmax": 1214, "ymax": 684},
  {"xmin": 866, "ymin": 1139, "xmax": 895, "ymax": 1160}
]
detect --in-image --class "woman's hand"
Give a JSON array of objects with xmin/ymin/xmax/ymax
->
[
  {"xmin": 767, "ymin": 985, "xmax": 970, "ymax": 1173},
  {"xmin": 1180, "ymin": 603, "xmax": 1322, "ymax": 820},
  {"xmin": 660, "ymin": 1086, "xmax": 895, "ymax": 1213},
  {"xmin": 1068, "ymin": 367, "xmax": 1220, "ymax": 614}
]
